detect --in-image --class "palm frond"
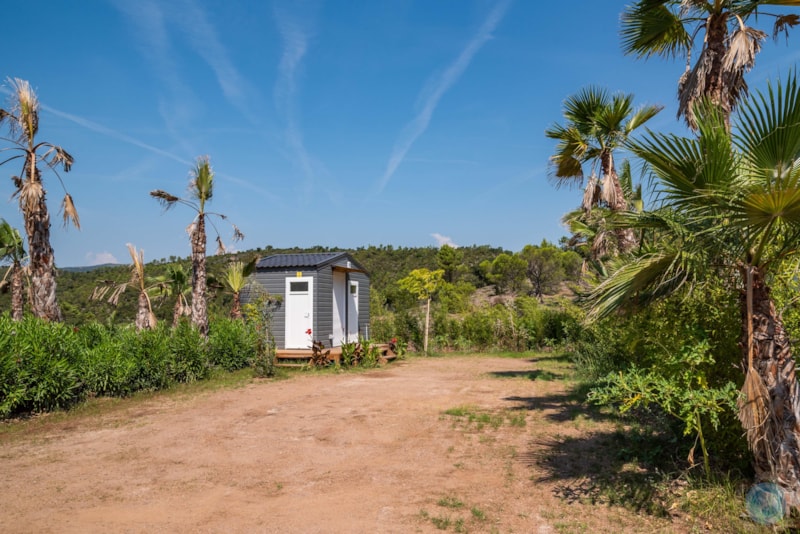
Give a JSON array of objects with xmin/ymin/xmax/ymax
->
[
  {"xmin": 190, "ymin": 155, "xmax": 214, "ymax": 211},
  {"xmin": 724, "ymin": 21, "xmax": 766, "ymax": 72},
  {"xmin": 61, "ymin": 193, "xmax": 80, "ymax": 229},
  {"xmin": 621, "ymin": 0, "xmax": 691, "ymax": 59},
  {"xmin": 150, "ymin": 189, "xmax": 180, "ymax": 210},
  {"xmin": 584, "ymin": 249, "xmax": 694, "ymax": 321}
]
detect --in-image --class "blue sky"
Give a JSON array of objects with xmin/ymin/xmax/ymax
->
[{"xmin": 0, "ymin": 1, "xmax": 798, "ymax": 267}]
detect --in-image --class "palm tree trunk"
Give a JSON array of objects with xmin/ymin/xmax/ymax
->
[
  {"xmin": 135, "ymin": 291, "xmax": 152, "ymax": 331},
  {"xmin": 704, "ymin": 11, "xmax": 731, "ymax": 122},
  {"xmin": 601, "ymin": 153, "xmax": 636, "ymax": 253},
  {"xmin": 23, "ymin": 159, "xmax": 62, "ymax": 322},
  {"xmin": 172, "ymin": 298, "xmax": 184, "ymax": 328},
  {"xmin": 741, "ymin": 266, "xmax": 800, "ymax": 507},
  {"xmin": 10, "ymin": 263, "xmax": 23, "ymax": 321},
  {"xmin": 191, "ymin": 216, "xmax": 208, "ymax": 336},
  {"xmin": 231, "ymin": 291, "xmax": 242, "ymax": 320}
]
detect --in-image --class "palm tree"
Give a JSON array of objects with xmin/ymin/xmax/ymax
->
[
  {"xmin": 127, "ymin": 244, "xmax": 157, "ymax": 331},
  {"xmin": 621, "ymin": 0, "xmax": 799, "ymax": 129},
  {"xmin": 220, "ymin": 258, "xmax": 256, "ymax": 319},
  {"xmin": 0, "ymin": 219, "xmax": 27, "ymax": 321},
  {"xmin": 160, "ymin": 264, "xmax": 191, "ymax": 327},
  {"xmin": 151, "ymin": 156, "xmax": 243, "ymax": 336},
  {"xmin": 545, "ymin": 87, "xmax": 661, "ymax": 252},
  {"xmin": 0, "ymin": 78, "xmax": 80, "ymax": 321},
  {"xmin": 586, "ymin": 75, "xmax": 800, "ymax": 504}
]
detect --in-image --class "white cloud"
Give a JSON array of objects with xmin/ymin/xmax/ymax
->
[
  {"xmin": 431, "ymin": 233, "xmax": 458, "ymax": 248},
  {"xmin": 85, "ymin": 252, "xmax": 119, "ymax": 266},
  {"xmin": 377, "ymin": 0, "xmax": 511, "ymax": 194}
]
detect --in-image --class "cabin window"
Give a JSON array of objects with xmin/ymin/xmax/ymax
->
[{"xmin": 290, "ymin": 281, "xmax": 309, "ymax": 292}]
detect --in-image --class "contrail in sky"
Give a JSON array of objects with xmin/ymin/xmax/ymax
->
[{"xmin": 376, "ymin": 0, "xmax": 511, "ymax": 194}]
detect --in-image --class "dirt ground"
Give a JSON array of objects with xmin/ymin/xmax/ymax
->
[{"xmin": 1, "ymin": 355, "xmax": 684, "ymax": 533}]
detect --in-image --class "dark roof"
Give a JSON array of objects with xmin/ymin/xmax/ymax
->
[{"xmin": 256, "ymin": 252, "xmax": 366, "ymax": 272}]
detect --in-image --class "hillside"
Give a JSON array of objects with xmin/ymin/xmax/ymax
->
[{"xmin": 0, "ymin": 244, "xmax": 509, "ymax": 326}]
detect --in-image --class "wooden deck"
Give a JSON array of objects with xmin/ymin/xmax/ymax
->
[{"xmin": 275, "ymin": 343, "xmax": 397, "ymax": 367}]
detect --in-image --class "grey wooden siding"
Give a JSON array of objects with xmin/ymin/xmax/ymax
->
[
  {"xmin": 350, "ymin": 271, "xmax": 371, "ymax": 339},
  {"xmin": 315, "ymin": 265, "xmax": 334, "ymax": 346}
]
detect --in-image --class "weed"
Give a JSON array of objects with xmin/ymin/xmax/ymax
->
[
  {"xmin": 508, "ymin": 412, "xmax": 526, "ymax": 427},
  {"xmin": 470, "ymin": 506, "xmax": 486, "ymax": 521},
  {"xmin": 444, "ymin": 405, "xmax": 475, "ymax": 417},
  {"xmin": 454, "ymin": 517, "xmax": 466, "ymax": 533},
  {"xmin": 430, "ymin": 515, "xmax": 451, "ymax": 530},
  {"xmin": 437, "ymin": 495, "xmax": 464, "ymax": 509}
]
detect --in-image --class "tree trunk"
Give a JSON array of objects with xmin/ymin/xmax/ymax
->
[
  {"xmin": 424, "ymin": 297, "xmax": 430, "ymax": 355},
  {"xmin": 704, "ymin": 11, "xmax": 731, "ymax": 121},
  {"xmin": 10, "ymin": 262, "xmax": 23, "ymax": 321},
  {"xmin": 23, "ymin": 156, "xmax": 62, "ymax": 322},
  {"xmin": 191, "ymin": 215, "xmax": 208, "ymax": 336},
  {"xmin": 231, "ymin": 291, "xmax": 242, "ymax": 320},
  {"xmin": 740, "ymin": 266, "xmax": 800, "ymax": 507},
  {"xmin": 135, "ymin": 291, "xmax": 153, "ymax": 331},
  {"xmin": 172, "ymin": 297, "xmax": 184, "ymax": 328},
  {"xmin": 601, "ymin": 152, "xmax": 636, "ymax": 253}
]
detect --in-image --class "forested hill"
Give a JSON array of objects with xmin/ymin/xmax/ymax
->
[{"xmin": 0, "ymin": 244, "xmax": 509, "ymax": 326}]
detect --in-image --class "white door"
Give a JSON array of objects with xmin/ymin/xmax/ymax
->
[
  {"xmin": 332, "ymin": 271, "xmax": 346, "ymax": 346},
  {"xmin": 347, "ymin": 281, "xmax": 359, "ymax": 342},
  {"xmin": 285, "ymin": 277, "xmax": 313, "ymax": 348}
]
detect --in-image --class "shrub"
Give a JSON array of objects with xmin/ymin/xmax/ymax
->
[
  {"xmin": 0, "ymin": 315, "xmax": 85, "ymax": 416},
  {"xmin": 166, "ymin": 322, "xmax": 209, "ymax": 383},
  {"xmin": 208, "ymin": 318, "xmax": 257, "ymax": 371}
]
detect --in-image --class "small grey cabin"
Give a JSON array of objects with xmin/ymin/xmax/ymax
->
[{"xmin": 244, "ymin": 252, "xmax": 370, "ymax": 350}]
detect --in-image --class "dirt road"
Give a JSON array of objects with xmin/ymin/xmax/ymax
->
[{"xmin": 0, "ymin": 355, "xmax": 675, "ymax": 533}]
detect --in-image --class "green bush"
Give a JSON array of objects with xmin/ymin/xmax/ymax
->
[
  {"xmin": 208, "ymin": 318, "xmax": 257, "ymax": 371},
  {"xmin": 0, "ymin": 315, "xmax": 85, "ymax": 416},
  {"xmin": 166, "ymin": 322, "xmax": 209, "ymax": 383}
]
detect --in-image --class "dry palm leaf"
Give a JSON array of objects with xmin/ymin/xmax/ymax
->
[
  {"xmin": 61, "ymin": 193, "xmax": 80, "ymax": 229},
  {"xmin": 737, "ymin": 266, "xmax": 773, "ymax": 469}
]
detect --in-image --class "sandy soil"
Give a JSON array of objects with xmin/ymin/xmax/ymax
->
[{"xmin": 0, "ymin": 355, "xmax": 680, "ymax": 533}]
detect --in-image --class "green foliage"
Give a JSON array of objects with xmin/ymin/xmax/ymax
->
[
  {"xmin": 436, "ymin": 244, "xmax": 464, "ymax": 283},
  {"xmin": 166, "ymin": 322, "xmax": 209, "ymax": 382},
  {"xmin": 0, "ymin": 311, "xmax": 264, "ymax": 418},
  {"xmin": 397, "ymin": 268, "xmax": 445, "ymax": 301},
  {"xmin": 340, "ymin": 337, "xmax": 382, "ymax": 368},
  {"xmin": 481, "ymin": 253, "xmax": 527, "ymax": 294},
  {"xmin": 520, "ymin": 240, "xmax": 581, "ymax": 300},
  {"xmin": 0, "ymin": 315, "xmax": 84, "ymax": 416},
  {"xmin": 589, "ymin": 340, "xmax": 739, "ymax": 478},
  {"xmin": 244, "ymin": 289, "xmax": 279, "ymax": 378},
  {"xmin": 571, "ymin": 280, "xmax": 748, "ymax": 473},
  {"xmin": 208, "ymin": 318, "xmax": 257, "ymax": 371},
  {"xmin": 437, "ymin": 281, "xmax": 475, "ymax": 314}
]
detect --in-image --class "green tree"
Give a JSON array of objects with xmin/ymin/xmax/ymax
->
[
  {"xmin": 397, "ymin": 268, "xmax": 445, "ymax": 354},
  {"xmin": 220, "ymin": 258, "xmax": 256, "ymax": 319},
  {"xmin": 151, "ymin": 156, "xmax": 243, "ymax": 336},
  {"xmin": 483, "ymin": 253, "xmax": 527, "ymax": 294},
  {"xmin": 520, "ymin": 241, "xmax": 580, "ymax": 302},
  {"xmin": 436, "ymin": 244, "xmax": 463, "ymax": 283},
  {"xmin": 0, "ymin": 78, "xmax": 80, "ymax": 321},
  {"xmin": 587, "ymin": 76, "xmax": 800, "ymax": 503},
  {"xmin": 621, "ymin": 0, "xmax": 799, "ymax": 129},
  {"xmin": 545, "ymin": 87, "xmax": 661, "ymax": 252},
  {"xmin": 159, "ymin": 264, "xmax": 191, "ymax": 327},
  {"xmin": 127, "ymin": 244, "xmax": 157, "ymax": 331},
  {"xmin": 0, "ymin": 219, "xmax": 26, "ymax": 321}
]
